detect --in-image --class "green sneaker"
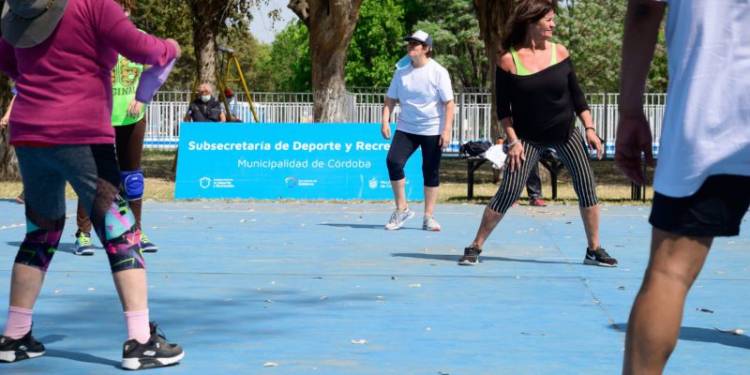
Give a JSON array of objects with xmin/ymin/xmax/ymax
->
[
  {"xmin": 73, "ymin": 232, "xmax": 95, "ymax": 256},
  {"xmin": 140, "ymin": 233, "xmax": 159, "ymax": 253}
]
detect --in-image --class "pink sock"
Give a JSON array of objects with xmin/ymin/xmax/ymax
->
[
  {"xmin": 4, "ymin": 306, "xmax": 33, "ymax": 339},
  {"xmin": 124, "ymin": 310, "xmax": 150, "ymax": 344}
]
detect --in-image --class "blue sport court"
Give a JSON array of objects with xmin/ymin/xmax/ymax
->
[{"xmin": 0, "ymin": 200, "xmax": 748, "ymax": 374}]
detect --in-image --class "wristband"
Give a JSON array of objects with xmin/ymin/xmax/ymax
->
[{"xmin": 584, "ymin": 127, "xmax": 596, "ymax": 132}]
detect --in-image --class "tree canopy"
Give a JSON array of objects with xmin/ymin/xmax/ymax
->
[{"xmin": 555, "ymin": 0, "xmax": 668, "ymax": 93}]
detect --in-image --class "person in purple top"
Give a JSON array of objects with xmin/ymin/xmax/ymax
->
[{"xmin": 0, "ymin": 0, "xmax": 184, "ymax": 369}]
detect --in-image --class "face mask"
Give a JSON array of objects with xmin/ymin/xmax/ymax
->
[
  {"xmin": 395, "ymin": 55, "xmax": 411, "ymax": 70},
  {"xmin": 200, "ymin": 95, "xmax": 211, "ymax": 103}
]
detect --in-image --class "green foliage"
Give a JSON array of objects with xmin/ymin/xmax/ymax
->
[
  {"xmin": 393, "ymin": 0, "xmax": 500, "ymax": 90},
  {"xmin": 125, "ymin": 0, "xmax": 668, "ymax": 93},
  {"xmin": 261, "ymin": 0, "xmax": 488, "ymax": 91},
  {"xmin": 555, "ymin": 1, "xmax": 668, "ymax": 93},
  {"xmin": 345, "ymin": 0, "xmax": 406, "ymax": 88},
  {"xmin": 257, "ymin": 0, "xmax": 405, "ymax": 92},
  {"xmin": 255, "ymin": 21, "xmax": 312, "ymax": 92},
  {"xmin": 130, "ymin": 0, "xmax": 195, "ymax": 89},
  {"xmin": 401, "ymin": 0, "xmax": 489, "ymax": 89},
  {"xmin": 131, "ymin": 0, "xmax": 274, "ymax": 90}
]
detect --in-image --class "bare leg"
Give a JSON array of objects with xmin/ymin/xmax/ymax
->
[
  {"xmin": 470, "ymin": 207, "xmax": 505, "ymax": 249},
  {"xmin": 580, "ymin": 205, "xmax": 601, "ymax": 249},
  {"xmin": 424, "ymin": 186, "xmax": 438, "ymax": 217},
  {"xmin": 8, "ymin": 264, "xmax": 45, "ymax": 309},
  {"xmin": 390, "ymin": 179, "xmax": 407, "ymax": 211},
  {"xmin": 623, "ymin": 228, "xmax": 712, "ymax": 375},
  {"xmin": 112, "ymin": 269, "xmax": 149, "ymax": 312},
  {"xmin": 77, "ymin": 200, "xmax": 93, "ymax": 234}
]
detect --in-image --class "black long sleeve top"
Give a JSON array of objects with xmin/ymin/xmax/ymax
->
[{"xmin": 496, "ymin": 58, "xmax": 589, "ymax": 144}]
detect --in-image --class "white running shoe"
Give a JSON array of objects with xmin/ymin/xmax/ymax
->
[
  {"xmin": 385, "ymin": 208, "xmax": 415, "ymax": 230},
  {"xmin": 422, "ymin": 216, "xmax": 441, "ymax": 231}
]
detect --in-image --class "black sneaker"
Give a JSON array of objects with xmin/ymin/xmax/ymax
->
[
  {"xmin": 121, "ymin": 322, "xmax": 184, "ymax": 370},
  {"xmin": 458, "ymin": 246, "xmax": 482, "ymax": 266},
  {"xmin": 584, "ymin": 247, "xmax": 618, "ymax": 267},
  {"xmin": 0, "ymin": 330, "xmax": 45, "ymax": 363}
]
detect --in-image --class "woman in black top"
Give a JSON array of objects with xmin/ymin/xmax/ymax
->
[{"xmin": 459, "ymin": 0, "xmax": 617, "ymax": 267}]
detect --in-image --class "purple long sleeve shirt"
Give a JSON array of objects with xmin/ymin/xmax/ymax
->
[{"xmin": 0, "ymin": 0, "xmax": 177, "ymax": 145}]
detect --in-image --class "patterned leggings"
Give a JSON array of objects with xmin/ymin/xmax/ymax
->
[
  {"xmin": 15, "ymin": 145, "xmax": 144, "ymax": 273},
  {"xmin": 489, "ymin": 130, "xmax": 598, "ymax": 214}
]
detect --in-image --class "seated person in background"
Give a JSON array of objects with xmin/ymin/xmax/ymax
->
[{"xmin": 184, "ymin": 83, "xmax": 225, "ymax": 122}]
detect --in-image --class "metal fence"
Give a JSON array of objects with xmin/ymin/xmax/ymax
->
[{"xmin": 144, "ymin": 91, "xmax": 667, "ymax": 156}]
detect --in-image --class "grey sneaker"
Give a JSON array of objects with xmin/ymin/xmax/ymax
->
[
  {"xmin": 385, "ymin": 208, "xmax": 415, "ymax": 230},
  {"xmin": 73, "ymin": 232, "xmax": 95, "ymax": 256},
  {"xmin": 422, "ymin": 216, "xmax": 441, "ymax": 231}
]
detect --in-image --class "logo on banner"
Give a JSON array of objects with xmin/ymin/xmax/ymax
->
[
  {"xmin": 199, "ymin": 177, "xmax": 212, "ymax": 189},
  {"xmin": 368, "ymin": 177, "xmax": 378, "ymax": 189},
  {"xmin": 284, "ymin": 176, "xmax": 299, "ymax": 188}
]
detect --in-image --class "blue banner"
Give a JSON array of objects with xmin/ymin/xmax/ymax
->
[{"xmin": 175, "ymin": 123, "xmax": 424, "ymax": 200}]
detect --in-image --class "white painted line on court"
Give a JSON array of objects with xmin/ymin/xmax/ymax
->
[{"xmin": 0, "ymin": 223, "xmax": 25, "ymax": 231}]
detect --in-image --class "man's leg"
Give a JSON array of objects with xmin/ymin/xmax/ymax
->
[
  {"xmin": 526, "ymin": 163, "xmax": 543, "ymax": 200},
  {"xmin": 623, "ymin": 228, "xmax": 711, "ymax": 375}
]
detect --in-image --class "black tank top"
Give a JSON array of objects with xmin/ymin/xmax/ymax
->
[{"xmin": 495, "ymin": 58, "xmax": 589, "ymax": 144}]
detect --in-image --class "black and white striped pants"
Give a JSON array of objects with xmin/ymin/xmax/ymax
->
[{"xmin": 488, "ymin": 130, "xmax": 598, "ymax": 214}]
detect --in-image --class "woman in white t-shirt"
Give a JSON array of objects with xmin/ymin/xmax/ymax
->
[{"xmin": 381, "ymin": 30, "xmax": 455, "ymax": 231}]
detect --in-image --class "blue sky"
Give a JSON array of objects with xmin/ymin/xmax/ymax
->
[{"xmin": 250, "ymin": 0, "xmax": 296, "ymax": 44}]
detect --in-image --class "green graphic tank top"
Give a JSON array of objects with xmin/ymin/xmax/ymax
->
[{"xmin": 111, "ymin": 54, "xmax": 145, "ymax": 126}]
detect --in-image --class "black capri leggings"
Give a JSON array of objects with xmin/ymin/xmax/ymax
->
[
  {"xmin": 386, "ymin": 130, "xmax": 443, "ymax": 187},
  {"xmin": 489, "ymin": 129, "xmax": 598, "ymax": 213}
]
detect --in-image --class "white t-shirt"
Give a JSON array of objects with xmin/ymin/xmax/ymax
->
[
  {"xmin": 653, "ymin": 0, "xmax": 750, "ymax": 197},
  {"xmin": 386, "ymin": 59, "xmax": 454, "ymax": 136}
]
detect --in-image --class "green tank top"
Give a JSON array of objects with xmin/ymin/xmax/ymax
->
[
  {"xmin": 111, "ymin": 54, "xmax": 145, "ymax": 126},
  {"xmin": 510, "ymin": 43, "xmax": 557, "ymax": 76}
]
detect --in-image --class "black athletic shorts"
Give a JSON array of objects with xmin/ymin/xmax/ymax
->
[{"xmin": 649, "ymin": 174, "xmax": 750, "ymax": 237}]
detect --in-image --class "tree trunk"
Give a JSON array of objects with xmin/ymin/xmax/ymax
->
[
  {"xmin": 473, "ymin": 0, "xmax": 513, "ymax": 140},
  {"xmin": 0, "ymin": 75, "xmax": 20, "ymax": 181},
  {"xmin": 189, "ymin": 1, "xmax": 224, "ymax": 88},
  {"xmin": 289, "ymin": 0, "xmax": 363, "ymax": 122},
  {"xmin": 194, "ymin": 26, "xmax": 218, "ymax": 85}
]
